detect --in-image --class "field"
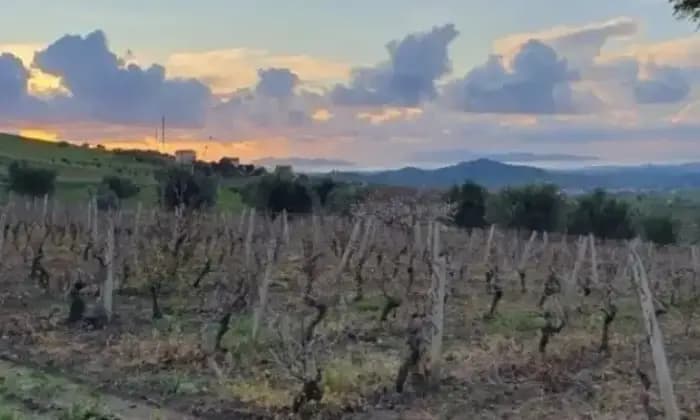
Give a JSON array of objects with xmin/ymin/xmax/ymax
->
[
  {"xmin": 0, "ymin": 133, "xmax": 244, "ymax": 211},
  {"xmin": 0, "ymin": 196, "xmax": 698, "ymax": 419}
]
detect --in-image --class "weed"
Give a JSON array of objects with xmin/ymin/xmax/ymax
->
[
  {"xmin": 58, "ymin": 401, "xmax": 116, "ymax": 420},
  {"xmin": 323, "ymin": 353, "xmax": 399, "ymax": 406},
  {"xmin": 228, "ymin": 379, "xmax": 292, "ymax": 409}
]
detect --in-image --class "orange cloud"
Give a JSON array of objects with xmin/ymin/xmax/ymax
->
[
  {"xmin": 166, "ymin": 48, "xmax": 351, "ymax": 95},
  {"xmin": 606, "ymin": 36, "xmax": 700, "ymax": 67},
  {"xmin": 356, "ymin": 107, "xmax": 423, "ymax": 125},
  {"xmin": 311, "ymin": 108, "xmax": 333, "ymax": 122}
]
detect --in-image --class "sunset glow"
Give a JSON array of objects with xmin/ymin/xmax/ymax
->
[
  {"xmin": 1, "ymin": 2, "xmax": 699, "ymax": 167},
  {"xmin": 19, "ymin": 129, "xmax": 59, "ymax": 142}
]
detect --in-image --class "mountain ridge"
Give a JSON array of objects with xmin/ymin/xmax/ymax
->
[{"xmin": 329, "ymin": 158, "xmax": 700, "ymax": 190}]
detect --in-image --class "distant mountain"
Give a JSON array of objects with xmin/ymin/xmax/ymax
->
[
  {"xmin": 331, "ymin": 158, "xmax": 700, "ymax": 190},
  {"xmin": 409, "ymin": 150, "xmax": 599, "ymax": 165},
  {"xmin": 333, "ymin": 159, "xmax": 552, "ymax": 188}
]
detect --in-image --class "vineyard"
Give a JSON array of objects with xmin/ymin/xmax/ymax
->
[{"xmin": 0, "ymin": 196, "xmax": 699, "ymax": 419}]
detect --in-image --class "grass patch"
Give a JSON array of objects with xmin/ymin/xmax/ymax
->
[
  {"xmin": 482, "ymin": 310, "xmax": 545, "ymax": 337},
  {"xmin": 352, "ymin": 295, "xmax": 385, "ymax": 313}
]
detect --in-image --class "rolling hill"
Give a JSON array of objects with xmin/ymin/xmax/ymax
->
[{"xmin": 0, "ymin": 133, "xmax": 242, "ymax": 208}]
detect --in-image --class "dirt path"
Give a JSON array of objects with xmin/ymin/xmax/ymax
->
[{"xmin": 0, "ymin": 359, "xmax": 197, "ymax": 419}]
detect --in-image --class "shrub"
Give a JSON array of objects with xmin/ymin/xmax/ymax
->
[
  {"xmin": 6, "ymin": 161, "xmax": 56, "ymax": 197},
  {"xmin": 325, "ymin": 184, "xmax": 366, "ymax": 216},
  {"xmin": 101, "ymin": 175, "xmax": 140, "ymax": 200},
  {"xmin": 640, "ymin": 214, "xmax": 677, "ymax": 245}
]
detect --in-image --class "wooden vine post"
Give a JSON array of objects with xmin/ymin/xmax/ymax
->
[
  {"xmin": 630, "ymin": 249, "xmax": 680, "ymax": 420},
  {"xmin": 91, "ymin": 196, "xmax": 99, "ymax": 244},
  {"xmin": 0, "ymin": 203, "xmax": 8, "ymax": 263},
  {"xmin": 589, "ymin": 234, "xmax": 599, "ymax": 287},
  {"xmin": 429, "ymin": 221, "xmax": 447, "ymax": 382},
  {"xmin": 282, "ymin": 209, "xmax": 290, "ymax": 245},
  {"xmin": 483, "ymin": 224, "xmax": 496, "ymax": 264},
  {"xmin": 333, "ymin": 218, "xmax": 361, "ymax": 283},
  {"xmin": 563, "ymin": 237, "xmax": 588, "ymax": 310},
  {"xmin": 691, "ymin": 246, "xmax": 699, "ymax": 295},
  {"xmin": 244, "ymin": 208, "xmax": 256, "ymax": 267},
  {"xmin": 517, "ymin": 230, "xmax": 537, "ymax": 291},
  {"xmin": 252, "ymin": 237, "xmax": 278, "ymax": 341},
  {"xmin": 102, "ymin": 213, "xmax": 116, "ymax": 321}
]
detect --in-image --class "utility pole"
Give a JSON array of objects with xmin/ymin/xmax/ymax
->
[{"xmin": 161, "ymin": 116, "xmax": 165, "ymax": 150}]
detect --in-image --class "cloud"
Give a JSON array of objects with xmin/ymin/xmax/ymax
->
[
  {"xmin": 0, "ymin": 53, "xmax": 44, "ymax": 119},
  {"xmin": 0, "ymin": 53, "xmax": 29, "ymax": 107},
  {"xmin": 494, "ymin": 17, "xmax": 638, "ymax": 67},
  {"xmin": 493, "ymin": 17, "xmax": 700, "ymax": 109},
  {"xmin": 635, "ymin": 63, "xmax": 691, "ymax": 104},
  {"xmin": 255, "ymin": 68, "xmax": 299, "ymax": 98},
  {"xmin": 331, "ymin": 24, "xmax": 459, "ymax": 107},
  {"xmin": 165, "ymin": 48, "xmax": 350, "ymax": 95},
  {"xmin": 33, "ymin": 30, "xmax": 212, "ymax": 127},
  {"xmin": 443, "ymin": 40, "xmax": 594, "ymax": 114}
]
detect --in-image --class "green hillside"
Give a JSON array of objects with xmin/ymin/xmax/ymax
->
[{"xmin": 0, "ymin": 133, "xmax": 242, "ymax": 210}]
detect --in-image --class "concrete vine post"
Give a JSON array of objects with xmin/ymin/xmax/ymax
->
[{"xmin": 630, "ymin": 249, "xmax": 680, "ymax": 420}]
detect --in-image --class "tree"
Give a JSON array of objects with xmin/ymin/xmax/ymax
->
[
  {"xmin": 312, "ymin": 178, "xmax": 338, "ymax": 207},
  {"xmin": 670, "ymin": 0, "xmax": 700, "ymax": 23},
  {"xmin": 156, "ymin": 167, "xmax": 217, "ymax": 210},
  {"xmin": 242, "ymin": 174, "xmax": 313, "ymax": 214},
  {"xmin": 641, "ymin": 215, "xmax": 678, "ymax": 245},
  {"xmin": 6, "ymin": 161, "xmax": 56, "ymax": 198},
  {"xmin": 568, "ymin": 189, "xmax": 635, "ymax": 240},
  {"xmin": 448, "ymin": 181, "xmax": 488, "ymax": 229},
  {"xmin": 486, "ymin": 184, "xmax": 564, "ymax": 232}
]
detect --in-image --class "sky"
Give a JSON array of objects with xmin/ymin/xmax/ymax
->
[{"xmin": 1, "ymin": 0, "xmax": 699, "ymax": 168}]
